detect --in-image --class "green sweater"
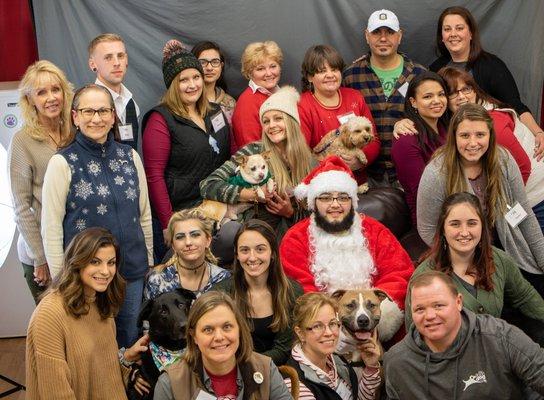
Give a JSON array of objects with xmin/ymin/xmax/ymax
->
[
  {"xmin": 211, "ymin": 276, "xmax": 303, "ymax": 365},
  {"xmin": 405, "ymin": 247, "xmax": 544, "ymax": 328}
]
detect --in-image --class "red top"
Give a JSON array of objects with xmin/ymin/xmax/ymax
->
[
  {"xmin": 298, "ymin": 87, "xmax": 380, "ymax": 183},
  {"xmin": 142, "ymin": 112, "xmax": 173, "ymax": 228},
  {"xmin": 231, "ymin": 87, "xmax": 269, "ymax": 151},
  {"xmin": 206, "ymin": 366, "xmax": 238, "ymax": 399},
  {"xmin": 280, "ymin": 215, "xmax": 414, "ymax": 308},
  {"xmin": 490, "ymin": 110, "xmax": 530, "ymax": 184}
]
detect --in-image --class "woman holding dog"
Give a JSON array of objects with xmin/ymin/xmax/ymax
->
[
  {"xmin": 298, "ymin": 44, "xmax": 379, "ymax": 184},
  {"xmin": 406, "ymin": 192, "xmax": 544, "ymax": 344},
  {"xmin": 200, "ymin": 85, "xmax": 315, "ymax": 239},
  {"xmin": 142, "ymin": 39, "xmax": 230, "ymax": 262},
  {"xmin": 26, "ymin": 227, "xmax": 150, "ymax": 399},
  {"xmin": 153, "ymin": 290, "xmax": 292, "ymax": 400},
  {"xmin": 144, "ymin": 208, "xmax": 230, "ymax": 300},
  {"xmin": 417, "ymin": 104, "xmax": 544, "ymax": 299},
  {"xmin": 8, "ymin": 60, "xmax": 73, "ymax": 303},
  {"xmin": 284, "ymin": 292, "xmax": 382, "ymax": 400},
  {"xmin": 213, "ymin": 219, "xmax": 303, "ymax": 366},
  {"xmin": 429, "ymin": 6, "xmax": 544, "ymax": 157},
  {"xmin": 391, "ymin": 72, "xmax": 450, "ymax": 226}
]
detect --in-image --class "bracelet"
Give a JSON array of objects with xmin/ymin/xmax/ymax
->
[{"xmin": 118, "ymin": 347, "xmax": 134, "ymax": 368}]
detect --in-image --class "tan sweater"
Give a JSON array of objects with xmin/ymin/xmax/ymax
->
[
  {"xmin": 26, "ymin": 292, "xmax": 130, "ymax": 399},
  {"xmin": 7, "ymin": 130, "xmax": 55, "ymax": 266}
]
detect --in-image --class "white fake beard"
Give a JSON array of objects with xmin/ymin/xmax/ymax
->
[{"xmin": 309, "ymin": 213, "xmax": 376, "ymax": 293}]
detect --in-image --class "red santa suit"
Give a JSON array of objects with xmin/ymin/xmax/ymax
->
[{"xmin": 280, "ymin": 155, "xmax": 414, "ymax": 340}]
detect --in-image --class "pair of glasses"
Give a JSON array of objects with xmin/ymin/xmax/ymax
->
[
  {"xmin": 316, "ymin": 194, "xmax": 352, "ymax": 204},
  {"xmin": 198, "ymin": 58, "xmax": 222, "ymax": 68},
  {"xmin": 77, "ymin": 108, "xmax": 113, "ymax": 119},
  {"xmin": 306, "ymin": 320, "xmax": 341, "ymax": 335},
  {"xmin": 448, "ymin": 86, "xmax": 473, "ymax": 99}
]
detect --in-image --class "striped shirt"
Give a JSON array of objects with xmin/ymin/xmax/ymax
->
[{"xmin": 343, "ymin": 53, "xmax": 426, "ymax": 183}]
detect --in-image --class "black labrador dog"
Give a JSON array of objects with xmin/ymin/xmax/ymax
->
[{"xmin": 127, "ymin": 288, "xmax": 196, "ymax": 400}]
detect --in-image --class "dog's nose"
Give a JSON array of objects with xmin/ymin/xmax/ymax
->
[{"xmin": 357, "ymin": 314, "xmax": 370, "ymax": 329}]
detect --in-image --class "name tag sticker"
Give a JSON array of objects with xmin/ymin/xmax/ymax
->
[
  {"xmin": 119, "ymin": 124, "xmax": 134, "ymax": 141},
  {"xmin": 337, "ymin": 112, "xmax": 356, "ymax": 125},
  {"xmin": 195, "ymin": 390, "xmax": 217, "ymax": 400},
  {"xmin": 505, "ymin": 202, "xmax": 528, "ymax": 228},
  {"xmin": 398, "ymin": 82, "xmax": 409, "ymax": 97},
  {"xmin": 211, "ymin": 112, "xmax": 226, "ymax": 133}
]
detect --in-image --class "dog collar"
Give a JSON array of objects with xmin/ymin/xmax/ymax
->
[
  {"xmin": 149, "ymin": 341, "xmax": 184, "ymax": 371},
  {"xmin": 313, "ymin": 128, "xmax": 341, "ymax": 155}
]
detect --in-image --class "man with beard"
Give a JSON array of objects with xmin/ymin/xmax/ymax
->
[{"xmin": 280, "ymin": 156, "xmax": 413, "ymax": 340}]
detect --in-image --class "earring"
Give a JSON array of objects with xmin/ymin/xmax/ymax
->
[
  {"xmin": 92, "ymin": 67, "xmax": 97, "ymax": 72},
  {"xmin": 414, "ymin": 108, "xmax": 418, "ymax": 114}
]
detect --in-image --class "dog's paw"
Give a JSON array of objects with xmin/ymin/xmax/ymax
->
[{"xmin": 357, "ymin": 183, "xmax": 369, "ymax": 194}]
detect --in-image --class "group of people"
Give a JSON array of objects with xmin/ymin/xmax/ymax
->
[{"xmin": 7, "ymin": 4, "xmax": 544, "ymax": 400}]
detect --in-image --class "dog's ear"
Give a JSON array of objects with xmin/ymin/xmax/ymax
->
[
  {"xmin": 174, "ymin": 287, "xmax": 197, "ymax": 303},
  {"xmin": 330, "ymin": 289, "xmax": 347, "ymax": 301},
  {"xmin": 340, "ymin": 125, "xmax": 354, "ymax": 148},
  {"xmin": 137, "ymin": 298, "xmax": 154, "ymax": 328},
  {"xmin": 373, "ymin": 289, "xmax": 392, "ymax": 303},
  {"xmin": 233, "ymin": 154, "xmax": 248, "ymax": 166},
  {"xmin": 260, "ymin": 150, "xmax": 271, "ymax": 160}
]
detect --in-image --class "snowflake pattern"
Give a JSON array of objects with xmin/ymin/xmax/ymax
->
[
  {"xmin": 114, "ymin": 175, "xmax": 125, "ymax": 186},
  {"xmin": 87, "ymin": 160, "xmax": 102, "ymax": 176},
  {"xmin": 68, "ymin": 153, "xmax": 78, "ymax": 162},
  {"xmin": 76, "ymin": 219, "xmax": 86, "ymax": 231},
  {"xmin": 128, "ymin": 179, "xmax": 135, "ymax": 186},
  {"xmin": 125, "ymin": 187, "xmax": 137, "ymax": 201},
  {"xmin": 116, "ymin": 148, "xmax": 126, "ymax": 158},
  {"xmin": 96, "ymin": 184, "xmax": 111, "ymax": 198},
  {"xmin": 82, "ymin": 208, "xmax": 89, "ymax": 215},
  {"xmin": 97, "ymin": 204, "xmax": 108, "ymax": 215},
  {"xmin": 123, "ymin": 164, "xmax": 135, "ymax": 176},
  {"xmin": 74, "ymin": 179, "xmax": 94, "ymax": 200},
  {"xmin": 69, "ymin": 201, "xmax": 77, "ymax": 209},
  {"xmin": 109, "ymin": 160, "xmax": 120, "ymax": 172}
]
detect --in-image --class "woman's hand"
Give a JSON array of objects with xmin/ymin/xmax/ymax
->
[
  {"xmin": 340, "ymin": 154, "xmax": 363, "ymax": 171},
  {"xmin": 124, "ymin": 334, "xmax": 150, "ymax": 364},
  {"xmin": 393, "ymin": 118, "xmax": 418, "ymax": 139},
  {"xmin": 357, "ymin": 329, "xmax": 382, "ymax": 368},
  {"xmin": 131, "ymin": 369, "xmax": 151, "ymax": 396},
  {"xmin": 534, "ymin": 131, "xmax": 544, "ymax": 161},
  {"xmin": 265, "ymin": 192, "xmax": 294, "ymax": 218},
  {"xmin": 34, "ymin": 263, "xmax": 51, "ymax": 287}
]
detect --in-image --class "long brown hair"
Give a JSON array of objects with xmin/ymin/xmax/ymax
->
[
  {"xmin": 434, "ymin": 103, "xmax": 506, "ymax": 224},
  {"xmin": 436, "ymin": 6, "xmax": 487, "ymax": 68},
  {"xmin": 47, "ymin": 227, "xmax": 125, "ymax": 319},
  {"xmin": 423, "ymin": 192, "xmax": 495, "ymax": 291},
  {"xmin": 232, "ymin": 220, "xmax": 294, "ymax": 332}
]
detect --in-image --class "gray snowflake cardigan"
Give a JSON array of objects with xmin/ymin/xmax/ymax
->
[{"xmin": 42, "ymin": 131, "xmax": 153, "ymax": 280}]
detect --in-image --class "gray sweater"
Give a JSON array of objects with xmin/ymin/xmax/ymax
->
[
  {"xmin": 384, "ymin": 309, "xmax": 544, "ymax": 399},
  {"xmin": 417, "ymin": 150, "xmax": 544, "ymax": 274}
]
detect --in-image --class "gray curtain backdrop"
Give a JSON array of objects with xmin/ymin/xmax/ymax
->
[{"xmin": 33, "ymin": 0, "xmax": 543, "ymax": 121}]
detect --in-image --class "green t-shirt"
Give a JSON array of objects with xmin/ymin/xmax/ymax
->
[{"xmin": 371, "ymin": 58, "xmax": 404, "ymax": 98}]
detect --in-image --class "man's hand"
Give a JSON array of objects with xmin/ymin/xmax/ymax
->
[{"xmin": 266, "ymin": 192, "xmax": 294, "ymax": 218}]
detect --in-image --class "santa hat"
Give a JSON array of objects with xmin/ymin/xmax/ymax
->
[
  {"xmin": 259, "ymin": 86, "xmax": 300, "ymax": 124},
  {"xmin": 294, "ymin": 156, "xmax": 358, "ymax": 210}
]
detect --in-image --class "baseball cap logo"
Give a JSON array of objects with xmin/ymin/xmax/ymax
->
[{"xmin": 379, "ymin": 13, "xmax": 387, "ymax": 20}]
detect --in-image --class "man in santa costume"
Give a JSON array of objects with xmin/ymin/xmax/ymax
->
[{"xmin": 280, "ymin": 155, "xmax": 413, "ymax": 340}]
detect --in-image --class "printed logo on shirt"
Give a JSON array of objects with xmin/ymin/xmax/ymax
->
[{"xmin": 462, "ymin": 370, "xmax": 487, "ymax": 391}]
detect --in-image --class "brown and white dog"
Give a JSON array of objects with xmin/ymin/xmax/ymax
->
[
  {"xmin": 332, "ymin": 288, "xmax": 403, "ymax": 362},
  {"xmin": 198, "ymin": 152, "xmax": 275, "ymax": 226}
]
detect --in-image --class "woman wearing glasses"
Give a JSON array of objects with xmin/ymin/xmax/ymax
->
[
  {"xmin": 192, "ymin": 41, "xmax": 236, "ymax": 126},
  {"xmin": 285, "ymin": 292, "xmax": 382, "ymax": 400},
  {"xmin": 41, "ymin": 84, "xmax": 153, "ymax": 348}
]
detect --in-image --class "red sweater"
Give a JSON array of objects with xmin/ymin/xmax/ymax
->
[
  {"xmin": 231, "ymin": 87, "xmax": 269, "ymax": 151},
  {"xmin": 298, "ymin": 87, "xmax": 380, "ymax": 182},
  {"xmin": 490, "ymin": 110, "xmax": 530, "ymax": 184}
]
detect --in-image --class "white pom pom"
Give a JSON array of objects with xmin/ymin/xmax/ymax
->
[{"xmin": 294, "ymin": 183, "xmax": 308, "ymax": 201}]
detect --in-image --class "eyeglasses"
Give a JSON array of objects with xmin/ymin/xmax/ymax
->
[
  {"xmin": 77, "ymin": 108, "xmax": 114, "ymax": 119},
  {"xmin": 306, "ymin": 320, "xmax": 341, "ymax": 335},
  {"xmin": 448, "ymin": 86, "xmax": 473, "ymax": 99},
  {"xmin": 198, "ymin": 58, "xmax": 222, "ymax": 68},
  {"xmin": 316, "ymin": 194, "xmax": 352, "ymax": 204}
]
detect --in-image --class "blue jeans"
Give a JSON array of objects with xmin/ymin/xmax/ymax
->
[
  {"xmin": 115, "ymin": 277, "xmax": 144, "ymax": 348},
  {"xmin": 533, "ymin": 199, "xmax": 544, "ymax": 234}
]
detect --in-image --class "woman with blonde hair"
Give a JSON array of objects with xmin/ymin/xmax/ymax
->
[
  {"xmin": 285, "ymin": 292, "xmax": 382, "ymax": 400},
  {"xmin": 231, "ymin": 40, "xmax": 283, "ymax": 149},
  {"xmin": 144, "ymin": 208, "xmax": 230, "ymax": 299},
  {"xmin": 153, "ymin": 290, "xmax": 291, "ymax": 399},
  {"xmin": 417, "ymin": 103, "xmax": 544, "ymax": 297},
  {"xmin": 7, "ymin": 60, "xmax": 73, "ymax": 303},
  {"xmin": 201, "ymin": 85, "xmax": 315, "ymax": 238},
  {"xmin": 26, "ymin": 227, "xmax": 149, "ymax": 399},
  {"xmin": 142, "ymin": 40, "xmax": 231, "ymax": 262}
]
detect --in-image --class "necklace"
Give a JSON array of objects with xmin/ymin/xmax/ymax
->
[
  {"xmin": 48, "ymin": 132, "xmax": 62, "ymax": 149},
  {"xmin": 176, "ymin": 259, "xmax": 208, "ymax": 292}
]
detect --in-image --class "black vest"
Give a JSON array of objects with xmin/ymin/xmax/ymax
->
[
  {"xmin": 286, "ymin": 355, "xmax": 358, "ymax": 400},
  {"xmin": 142, "ymin": 104, "xmax": 230, "ymax": 211}
]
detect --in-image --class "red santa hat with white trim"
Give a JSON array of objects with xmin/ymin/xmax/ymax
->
[{"xmin": 294, "ymin": 155, "xmax": 358, "ymax": 210}]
